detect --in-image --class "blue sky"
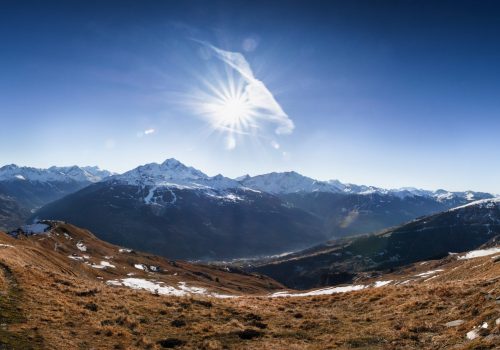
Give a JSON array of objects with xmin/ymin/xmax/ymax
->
[{"xmin": 1, "ymin": 0, "xmax": 500, "ymax": 193}]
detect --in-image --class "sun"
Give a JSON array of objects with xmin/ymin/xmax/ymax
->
[
  {"xmin": 196, "ymin": 74, "xmax": 257, "ymax": 139},
  {"xmin": 213, "ymin": 94, "xmax": 251, "ymax": 128},
  {"xmin": 183, "ymin": 41, "xmax": 294, "ymax": 151}
]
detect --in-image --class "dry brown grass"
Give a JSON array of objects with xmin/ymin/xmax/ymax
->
[{"xmin": 0, "ymin": 223, "xmax": 498, "ymax": 349}]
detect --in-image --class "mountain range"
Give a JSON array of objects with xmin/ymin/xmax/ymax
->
[
  {"xmin": 1, "ymin": 159, "xmax": 499, "ymax": 348},
  {"xmin": 0, "ymin": 165, "xmax": 112, "ymax": 230},
  {"xmin": 23, "ymin": 158, "xmax": 496, "ymax": 260}
]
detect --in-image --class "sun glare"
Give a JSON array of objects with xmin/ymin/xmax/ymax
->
[
  {"xmin": 186, "ymin": 42, "xmax": 294, "ymax": 150},
  {"xmin": 214, "ymin": 95, "xmax": 251, "ymax": 127}
]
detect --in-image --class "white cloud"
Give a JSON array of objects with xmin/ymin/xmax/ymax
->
[
  {"xmin": 137, "ymin": 128, "xmax": 156, "ymax": 138},
  {"xmin": 204, "ymin": 42, "xmax": 294, "ymax": 135}
]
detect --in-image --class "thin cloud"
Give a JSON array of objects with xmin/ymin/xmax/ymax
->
[
  {"xmin": 137, "ymin": 128, "xmax": 156, "ymax": 138},
  {"xmin": 200, "ymin": 41, "xmax": 295, "ymax": 135}
]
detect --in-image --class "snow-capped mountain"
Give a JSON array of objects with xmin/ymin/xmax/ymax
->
[
  {"xmin": 26, "ymin": 157, "xmax": 499, "ymax": 261},
  {"xmin": 239, "ymin": 171, "xmax": 343, "ymax": 194},
  {"xmin": 0, "ymin": 164, "xmax": 112, "ymax": 183},
  {"xmin": 0, "ymin": 164, "xmax": 114, "ymax": 228},
  {"xmin": 34, "ymin": 160, "xmax": 328, "ymax": 259},
  {"xmin": 112, "ymin": 158, "xmax": 240, "ymax": 191},
  {"xmin": 237, "ymin": 172, "xmax": 494, "ymax": 204}
]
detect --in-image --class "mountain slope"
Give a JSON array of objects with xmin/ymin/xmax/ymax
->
[
  {"xmin": 0, "ymin": 221, "xmax": 498, "ymax": 349},
  {"xmin": 33, "ymin": 160, "xmax": 327, "ymax": 260},
  {"xmin": 251, "ymin": 198, "xmax": 500, "ymax": 289},
  {"xmin": 0, "ymin": 194, "xmax": 30, "ymax": 231},
  {"xmin": 33, "ymin": 158, "xmax": 497, "ymax": 261}
]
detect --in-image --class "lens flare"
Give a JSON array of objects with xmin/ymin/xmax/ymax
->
[{"xmin": 183, "ymin": 42, "xmax": 295, "ymax": 150}]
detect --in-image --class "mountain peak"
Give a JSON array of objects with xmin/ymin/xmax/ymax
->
[
  {"xmin": 240, "ymin": 171, "xmax": 341, "ymax": 194},
  {"xmin": 0, "ymin": 164, "xmax": 111, "ymax": 183},
  {"xmin": 113, "ymin": 159, "xmax": 213, "ymax": 189},
  {"xmin": 161, "ymin": 158, "xmax": 183, "ymax": 168}
]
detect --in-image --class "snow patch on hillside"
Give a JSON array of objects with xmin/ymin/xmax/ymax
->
[
  {"xmin": 458, "ymin": 247, "xmax": 500, "ymax": 260},
  {"xmin": 106, "ymin": 278, "xmax": 234, "ymax": 298},
  {"xmin": 271, "ymin": 284, "xmax": 366, "ymax": 297},
  {"xmin": 449, "ymin": 197, "xmax": 500, "ymax": 212},
  {"xmin": 90, "ymin": 261, "xmax": 115, "ymax": 269}
]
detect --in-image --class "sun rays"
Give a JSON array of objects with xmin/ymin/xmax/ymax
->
[{"xmin": 184, "ymin": 41, "xmax": 294, "ymax": 150}]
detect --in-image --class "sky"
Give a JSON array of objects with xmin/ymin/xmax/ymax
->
[{"xmin": 1, "ymin": 0, "xmax": 500, "ymax": 193}]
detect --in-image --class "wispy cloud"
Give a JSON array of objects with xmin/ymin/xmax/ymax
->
[
  {"xmin": 137, "ymin": 128, "xmax": 156, "ymax": 138},
  {"xmin": 185, "ymin": 41, "xmax": 295, "ymax": 151},
  {"xmin": 200, "ymin": 41, "xmax": 294, "ymax": 135}
]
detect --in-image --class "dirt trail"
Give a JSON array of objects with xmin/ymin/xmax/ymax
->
[{"xmin": 0, "ymin": 261, "xmax": 43, "ymax": 349}]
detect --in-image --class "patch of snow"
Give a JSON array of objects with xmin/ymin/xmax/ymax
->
[
  {"xmin": 271, "ymin": 285, "xmax": 366, "ymax": 297},
  {"xmin": 466, "ymin": 329, "xmax": 479, "ymax": 340},
  {"xmin": 373, "ymin": 280, "xmax": 392, "ymax": 288},
  {"xmin": 458, "ymin": 247, "xmax": 500, "ymax": 260},
  {"xmin": 91, "ymin": 261, "xmax": 115, "ymax": 269},
  {"xmin": 144, "ymin": 186, "xmax": 158, "ymax": 205},
  {"xmin": 68, "ymin": 255, "xmax": 85, "ymax": 261},
  {"xmin": 415, "ymin": 269, "xmax": 444, "ymax": 277},
  {"xmin": 76, "ymin": 241, "xmax": 87, "ymax": 252},
  {"xmin": 134, "ymin": 264, "xmax": 147, "ymax": 270},
  {"xmin": 205, "ymin": 192, "xmax": 243, "ymax": 202},
  {"xmin": 450, "ymin": 197, "xmax": 500, "ymax": 212},
  {"xmin": 105, "ymin": 278, "xmax": 234, "ymax": 298},
  {"xmin": 119, "ymin": 248, "xmax": 132, "ymax": 253},
  {"xmin": 0, "ymin": 243, "xmax": 13, "ymax": 248}
]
